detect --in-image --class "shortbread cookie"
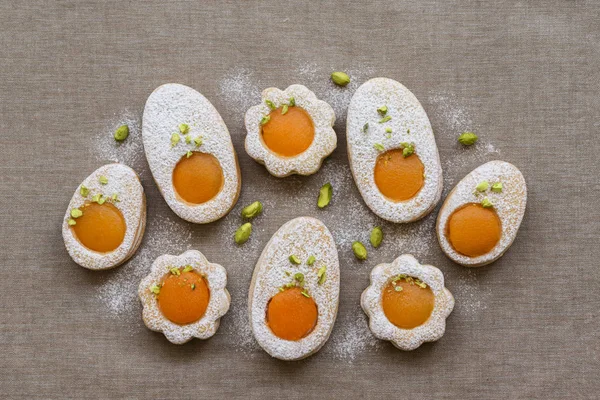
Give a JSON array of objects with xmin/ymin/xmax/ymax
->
[
  {"xmin": 138, "ymin": 250, "xmax": 230, "ymax": 344},
  {"xmin": 142, "ymin": 83, "xmax": 241, "ymax": 223},
  {"xmin": 249, "ymin": 217, "xmax": 339, "ymax": 360},
  {"xmin": 347, "ymin": 78, "xmax": 443, "ymax": 223},
  {"xmin": 436, "ymin": 160, "xmax": 527, "ymax": 267},
  {"xmin": 361, "ymin": 254, "xmax": 454, "ymax": 350},
  {"xmin": 62, "ymin": 163, "xmax": 146, "ymax": 270},
  {"xmin": 245, "ymin": 85, "xmax": 336, "ymax": 177}
]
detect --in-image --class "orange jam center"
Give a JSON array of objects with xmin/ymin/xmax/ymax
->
[
  {"xmin": 261, "ymin": 106, "xmax": 315, "ymax": 157},
  {"xmin": 446, "ymin": 203, "xmax": 502, "ymax": 257},
  {"xmin": 266, "ymin": 287, "xmax": 318, "ymax": 341},
  {"xmin": 71, "ymin": 202, "xmax": 126, "ymax": 253},
  {"xmin": 374, "ymin": 149, "xmax": 425, "ymax": 201},
  {"xmin": 172, "ymin": 152, "xmax": 224, "ymax": 205},
  {"xmin": 381, "ymin": 278, "xmax": 435, "ymax": 329},
  {"xmin": 157, "ymin": 268, "xmax": 210, "ymax": 325}
]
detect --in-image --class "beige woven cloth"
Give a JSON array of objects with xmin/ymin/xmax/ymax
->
[{"xmin": 1, "ymin": 1, "xmax": 598, "ymax": 398}]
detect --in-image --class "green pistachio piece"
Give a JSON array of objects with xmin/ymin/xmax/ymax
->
[
  {"xmin": 171, "ymin": 133, "xmax": 180, "ymax": 147},
  {"xmin": 191, "ymin": 284, "xmax": 196, "ymax": 290},
  {"xmin": 183, "ymin": 265, "xmax": 194, "ymax": 273},
  {"xmin": 150, "ymin": 284, "xmax": 161, "ymax": 295},
  {"xmin": 317, "ymin": 266, "xmax": 327, "ymax": 285},
  {"xmin": 170, "ymin": 267, "xmax": 181, "ymax": 276},
  {"xmin": 179, "ymin": 123, "xmax": 190, "ymax": 134},
  {"xmin": 265, "ymin": 99, "xmax": 276, "ymax": 110},
  {"xmin": 185, "ymin": 135, "xmax": 191, "ymax": 144},
  {"xmin": 289, "ymin": 255, "xmax": 301, "ymax": 265},
  {"xmin": 394, "ymin": 285, "xmax": 403, "ymax": 292},
  {"xmin": 294, "ymin": 272, "xmax": 304, "ymax": 283},
  {"xmin": 301, "ymin": 290, "xmax": 311, "ymax": 298},
  {"xmin": 289, "ymin": 97, "xmax": 296, "ymax": 106},
  {"xmin": 331, "ymin": 71, "xmax": 350, "ymax": 86},
  {"xmin": 374, "ymin": 143, "xmax": 385, "ymax": 152},
  {"xmin": 260, "ymin": 116, "xmax": 270, "ymax": 125},
  {"xmin": 352, "ymin": 241, "xmax": 367, "ymax": 260},
  {"xmin": 415, "ymin": 280, "xmax": 427, "ymax": 289},
  {"xmin": 70, "ymin": 208, "xmax": 83, "ymax": 218},
  {"xmin": 281, "ymin": 104, "xmax": 289, "ymax": 115},
  {"xmin": 91, "ymin": 194, "xmax": 102, "ymax": 203},
  {"xmin": 241, "ymin": 201, "xmax": 263, "ymax": 219},
  {"xmin": 111, "ymin": 193, "xmax": 120, "ymax": 202},
  {"xmin": 114, "ymin": 125, "xmax": 129, "ymax": 142},
  {"xmin": 377, "ymin": 105, "xmax": 388, "ymax": 116},
  {"xmin": 458, "ymin": 132, "xmax": 478, "ymax": 146},
  {"xmin": 370, "ymin": 226, "xmax": 383, "ymax": 248},
  {"xmin": 186, "ymin": 150, "xmax": 193, "ymax": 158},
  {"xmin": 99, "ymin": 175, "xmax": 108, "ymax": 185},
  {"xmin": 385, "ymin": 127, "xmax": 392, "ymax": 133},
  {"xmin": 401, "ymin": 142, "xmax": 415, "ymax": 157},
  {"xmin": 193, "ymin": 136, "xmax": 203, "ymax": 147},
  {"xmin": 80, "ymin": 185, "xmax": 89, "ymax": 197},
  {"xmin": 317, "ymin": 182, "xmax": 333, "ymax": 208},
  {"xmin": 97, "ymin": 196, "xmax": 106, "ymax": 205},
  {"xmin": 67, "ymin": 219, "xmax": 77, "ymax": 226},
  {"xmin": 363, "ymin": 123, "xmax": 369, "ymax": 133},
  {"xmin": 307, "ymin": 255, "xmax": 316, "ymax": 265},
  {"xmin": 234, "ymin": 223, "xmax": 252, "ymax": 245},
  {"xmin": 476, "ymin": 180, "xmax": 490, "ymax": 192},
  {"xmin": 492, "ymin": 182, "xmax": 503, "ymax": 193},
  {"xmin": 481, "ymin": 197, "xmax": 494, "ymax": 208},
  {"xmin": 407, "ymin": 129, "xmax": 410, "ymax": 134},
  {"xmin": 379, "ymin": 115, "xmax": 392, "ymax": 123}
]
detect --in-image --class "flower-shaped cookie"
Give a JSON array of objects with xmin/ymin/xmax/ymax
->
[
  {"xmin": 244, "ymin": 84, "xmax": 336, "ymax": 177},
  {"xmin": 138, "ymin": 250, "xmax": 230, "ymax": 344},
  {"xmin": 361, "ymin": 254, "xmax": 454, "ymax": 350}
]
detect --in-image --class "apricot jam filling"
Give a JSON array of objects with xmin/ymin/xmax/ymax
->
[
  {"xmin": 156, "ymin": 267, "xmax": 210, "ymax": 325},
  {"xmin": 266, "ymin": 287, "xmax": 318, "ymax": 341},
  {"xmin": 382, "ymin": 275, "xmax": 435, "ymax": 329},
  {"xmin": 446, "ymin": 203, "xmax": 502, "ymax": 257},
  {"xmin": 71, "ymin": 202, "xmax": 126, "ymax": 253},
  {"xmin": 261, "ymin": 106, "xmax": 315, "ymax": 157},
  {"xmin": 172, "ymin": 152, "xmax": 224, "ymax": 205},
  {"xmin": 374, "ymin": 149, "xmax": 425, "ymax": 202}
]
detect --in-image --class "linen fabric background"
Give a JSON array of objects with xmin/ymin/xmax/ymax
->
[{"xmin": 1, "ymin": 1, "xmax": 598, "ymax": 399}]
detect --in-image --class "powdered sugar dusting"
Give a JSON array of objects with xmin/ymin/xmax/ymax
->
[{"xmin": 92, "ymin": 110, "xmax": 146, "ymax": 171}]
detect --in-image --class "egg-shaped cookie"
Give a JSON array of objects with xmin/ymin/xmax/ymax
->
[
  {"xmin": 249, "ymin": 217, "xmax": 340, "ymax": 360},
  {"xmin": 347, "ymin": 78, "xmax": 443, "ymax": 223},
  {"xmin": 142, "ymin": 83, "xmax": 241, "ymax": 223},
  {"xmin": 436, "ymin": 160, "xmax": 527, "ymax": 267},
  {"xmin": 62, "ymin": 163, "xmax": 146, "ymax": 270}
]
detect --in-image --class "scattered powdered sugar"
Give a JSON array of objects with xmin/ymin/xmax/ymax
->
[
  {"xmin": 450, "ymin": 269, "xmax": 491, "ymax": 320},
  {"xmin": 218, "ymin": 68, "xmax": 263, "ymax": 125},
  {"xmin": 325, "ymin": 304, "xmax": 382, "ymax": 361}
]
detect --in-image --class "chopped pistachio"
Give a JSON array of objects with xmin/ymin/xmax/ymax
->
[
  {"xmin": 385, "ymin": 127, "xmax": 392, "ymax": 134},
  {"xmin": 352, "ymin": 241, "xmax": 367, "ymax": 260},
  {"xmin": 241, "ymin": 201, "xmax": 263, "ymax": 219},
  {"xmin": 70, "ymin": 208, "xmax": 83, "ymax": 218},
  {"xmin": 185, "ymin": 135, "xmax": 191, "ymax": 144},
  {"xmin": 97, "ymin": 196, "xmax": 106, "ymax": 205},
  {"xmin": 150, "ymin": 284, "xmax": 161, "ymax": 295},
  {"xmin": 407, "ymin": 129, "xmax": 410, "ymax": 134},
  {"xmin": 301, "ymin": 290, "xmax": 310, "ymax": 298},
  {"xmin": 193, "ymin": 136, "xmax": 203, "ymax": 147},
  {"xmin": 68, "ymin": 218, "xmax": 77, "ymax": 226},
  {"xmin": 265, "ymin": 99, "xmax": 276, "ymax": 110},
  {"xmin": 114, "ymin": 125, "xmax": 129, "ymax": 142},
  {"xmin": 363, "ymin": 122, "xmax": 369, "ymax": 133},
  {"xmin": 331, "ymin": 71, "xmax": 350, "ymax": 86},
  {"xmin": 289, "ymin": 97, "xmax": 296, "ymax": 106},
  {"xmin": 317, "ymin": 182, "xmax": 333, "ymax": 208},
  {"xmin": 373, "ymin": 143, "xmax": 385, "ymax": 152},
  {"xmin": 191, "ymin": 284, "xmax": 196, "ymax": 290},
  {"xmin": 317, "ymin": 266, "xmax": 327, "ymax": 285},
  {"xmin": 401, "ymin": 142, "xmax": 415, "ymax": 157},
  {"xmin": 377, "ymin": 105, "xmax": 388, "ymax": 116},
  {"xmin": 170, "ymin": 267, "xmax": 181, "ymax": 276},
  {"xmin": 284, "ymin": 271, "xmax": 291, "ymax": 277},
  {"xmin": 281, "ymin": 104, "xmax": 289, "ymax": 115},
  {"xmin": 294, "ymin": 272, "xmax": 304, "ymax": 283},
  {"xmin": 370, "ymin": 226, "xmax": 383, "ymax": 248},
  {"xmin": 379, "ymin": 115, "xmax": 392, "ymax": 123},
  {"xmin": 179, "ymin": 123, "xmax": 190, "ymax": 134},
  {"xmin": 481, "ymin": 197, "xmax": 494, "ymax": 208},
  {"xmin": 99, "ymin": 175, "xmax": 108, "ymax": 185},
  {"xmin": 171, "ymin": 132, "xmax": 180, "ymax": 147},
  {"xmin": 186, "ymin": 150, "xmax": 193, "ymax": 158},
  {"xmin": 80, "ymin": 185, "xmax": 89, "ymax": 197},
  {"xmin": 458, "ymin": 132, "xmax": 478, "ymax": 146},
  {"xmin": 307, "ymin": 255, "xmax": 316, "ymax": 265},
  {"xmin": 415, "ymin": 280, "xmax": 427, "ymax": 289},
  {"xmin": 234, "ymin": 223, "xmax": 252, "ymax": 245},
  {"xmin": 492, "ymin": 182, "xmax": 503, "ymax": 193},
  {"xmin": 476, "ymin": 180, "xmax": 490, "ymax": 192},
  {"xmin": 91, "ymin": 193, "xmax": 102, "ymax": 203},
  {"xmin": 183, "ymin": 265, "xmax": 194, "ymax": 273},
  {"xmin": 260, "ymin": 115, "xmax": 270, "ymax": 125},
  {"xmin": 289, "ymin": 255, "xmax": 301, "ymax": 265},
  {"xmin": 394, "ymin": 285, "xmax": 403, "ymax": 292}
]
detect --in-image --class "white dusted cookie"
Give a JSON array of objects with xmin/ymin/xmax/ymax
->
[
  {"xmin": 436, "ymin": 160, "xmax": 527, "ymax": 267},
  {"xmin": 347, "ymin": 77, "xmax": 443, "ymax": 223},
  {"xmin": 62, "ymin": 163, "xmax": 146, "ymax": 270},
  {"xmin": 142, "ymin": 83, "xmax": 241, "ymax": 223},
  {"xmin": 245, "ymin": 84, "xmax": 336, "ymax": 177},
  {"xmin": 361, "ymin": 254, "xmax": 454, "ymax": 351},
  {"xmin": 249, "ymin": 217, "xmax": 340, "ymax": 360},
  {"xmin": 138, "ymin": 250, "xmax": 230, "ymax": 345}
]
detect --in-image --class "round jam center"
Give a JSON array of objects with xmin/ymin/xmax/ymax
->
[
  {"xmin": 172, "ymin": 152, "xmax": 224, "ymax": 205},
  {"xmin": 446, "ymin": 203, "xmax": 502, "ymax": 257},
  {"xmin": 71, "ymin": 202, "xmax": 126, "ymax": 253},
  {"xmin": 266, "ymin": 287, "xmax": 318, "ymax": 341},
  {"xmin": 157, "ymin": 269, "xmax": 210, "ymax": 325},
  {"xmin": 261, "ymin": 106, "xmax": 315, "ymax": 157},
  {"xmin": 374, "ymin": 149, "xmax": 425, "ymax": 201},
  {"xmin": 381, "ymin": 278, "xmax": 435, "ymax": 329}
]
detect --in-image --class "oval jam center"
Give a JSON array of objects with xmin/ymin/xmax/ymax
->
[
  {"xmin": 374, "ymin": 149, "xmax": 425, "ymax": 202},
  {"xmin": 446, "ymin": 203, "xmax": 502, "ymax": 257},
  {"xmin": 157, "ymin": 269, "xmax": 210, "ymax": 325},
  {"xmin": 72, "ymin": 202, "xmax": 126, "ymax": 253},
  {"xmin": 381, "ymin": 278, "xmax": 435, "ymax": 329},
  {"xmin": 266, "ymin": 287, "xmax": 318, "ymax": 341},
  {"xmin": 172, "ymin": 152, "xmax": 224, "ymax": 205},
  {"xmin": 261, "ymin": 106, "xmax": 315, "ymax": 157}
]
